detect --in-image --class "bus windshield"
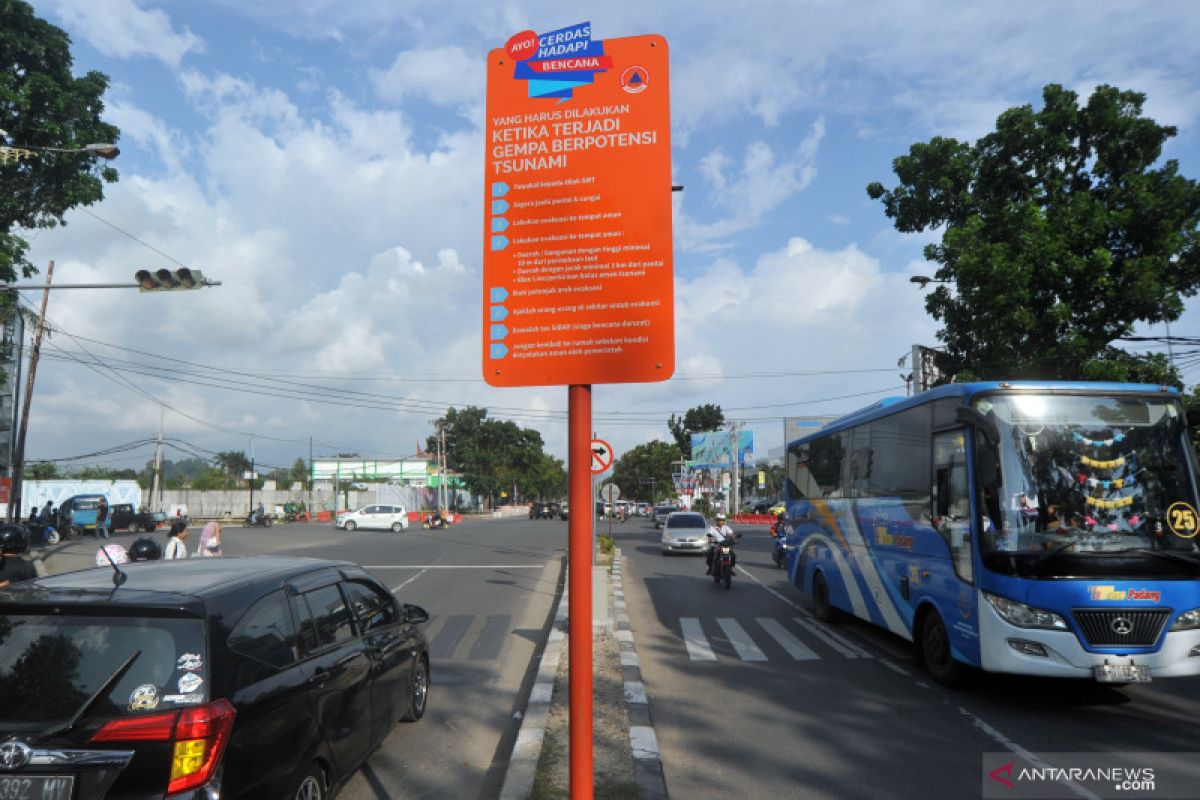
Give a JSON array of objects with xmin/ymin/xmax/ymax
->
[{"xmin": 973, "ymin": 393, "xmax": 1200, "ymax": 565}]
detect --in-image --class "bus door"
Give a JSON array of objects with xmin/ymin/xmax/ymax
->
[{"xmin": 932, "ymin": 429, "xmax": 982, "ymax": 663}]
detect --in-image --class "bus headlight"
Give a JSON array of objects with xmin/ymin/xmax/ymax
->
[
  {"xmin": 1170, "ymin": 608, "xmax": 1200, "ymax": 631},
  {"xmin": 983, "ymin": 592, "xmax": 1068, "ymax": 630}
]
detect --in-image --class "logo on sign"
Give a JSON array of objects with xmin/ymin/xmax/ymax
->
[
  {"xmin": 509, "ymin": 22, "xmax": 614, "ymax": 100},
  {"xmin": 619, "ymin": 66, "xmax": 649, "ymax": 94}
]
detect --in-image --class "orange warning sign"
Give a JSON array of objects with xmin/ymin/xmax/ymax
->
[{"xmin": 483, "ymin": 26, "xmax": 673, "ymax": 387}]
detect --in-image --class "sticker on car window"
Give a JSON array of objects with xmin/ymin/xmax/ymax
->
[
  {"xmin": 178, "ymin": 673, "xmax": 204, "ymax": 694},
  {"xmin": 176, "ymin": 653, "xmax": 203, "ymax": 671},
  {"xmin": 129, "ymin": 684, "xmax": 159, "ymax": 711},
  {"xmin": 162, "ymin": 693, "xmax": 205, "ymax": 705}
]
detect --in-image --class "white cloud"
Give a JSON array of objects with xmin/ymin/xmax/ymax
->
[
  {"xmin": 371, "ymin": 46, "xmax": 484, "ymax": 109},
  {"xmin": 678, "ymin": 117, "xmax": 825, "ymax": 250},
  {"xmin": 43, "ymin": 0, "xmax": 203, "ymax": 68}
]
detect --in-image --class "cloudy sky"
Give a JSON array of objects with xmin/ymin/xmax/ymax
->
[{"xmin": 13, "ymin": 0, "xmax": 1200, "ymax": 475}]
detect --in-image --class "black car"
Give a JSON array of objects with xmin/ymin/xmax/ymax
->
[
  {"xmin": 110, "ymin": 503, "xmax": 169, "ymax": 534},
  {"xmin": 0, "ymin": 556, "xmax": 429, "ymax": 799}
]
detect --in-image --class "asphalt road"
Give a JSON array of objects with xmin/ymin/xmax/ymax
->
[
  {"xmin": 46, "ymin": 516, "xmax": 569, "ymax": 800},
  {"xmin": 610, "ymin": 519, "xmax": 1200, "ymax": 799}
]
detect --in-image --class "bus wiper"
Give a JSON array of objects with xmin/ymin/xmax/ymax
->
[
  {"xmin": 32, "ymin": 650, "xmax": 141, "ymax": 743},
  {"xmin": 1123, "ymin": 548, "xmax": 1200, "ymax": 569},
  {"xmin": 1027, "ymin": 536, "xmax": 1085, "ymax": 571}
]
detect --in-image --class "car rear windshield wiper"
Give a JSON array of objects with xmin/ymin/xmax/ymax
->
[{"xmin": 33, "ymin": 650, "xmax": 141, "ymax": 743}]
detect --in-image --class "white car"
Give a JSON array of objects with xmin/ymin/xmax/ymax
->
[
  {"xmin": 336, "ymin": 504, "xmax": 409, "ymax": 532},
  {"xmin": 661, "ymin": 511, "xmax": 710, "ymax": 554}
]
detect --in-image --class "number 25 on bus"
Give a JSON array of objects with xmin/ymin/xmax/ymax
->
[{"xmin": 780, "ymin": 381, "xmax": 1200, "ymax": 686}]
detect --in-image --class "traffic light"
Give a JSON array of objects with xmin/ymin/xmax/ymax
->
[{"xmin": 135, "ymin": 268, "xmax": 204, "ymax": 291}]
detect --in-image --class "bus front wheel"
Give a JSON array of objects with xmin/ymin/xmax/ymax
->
[
  {"xmin": 919, "ymin": 611, "xmax": 965, "ymax": 687},
  {"xmin": 812, "ymin": 572, "xmax": 835, "ymax": 623}
]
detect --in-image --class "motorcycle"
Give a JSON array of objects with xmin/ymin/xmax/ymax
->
[
  {"xmin": 772, "ymin": 535, "xmax": 792, "ymax": 569},
  {"xmin": 244, "ymin": 513, "xmax": 273, "ymax": 528},
  {"xmin": 711, "ymin": 535, "xmax": 737, "ymax": 589},
  {"xmin": 422, "ymin": 514, "xmax": 448, "ymax": 530}
]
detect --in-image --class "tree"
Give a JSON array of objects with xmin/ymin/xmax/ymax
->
[
  {"xmin": 25, "ymin": 461, "xmax": 58, "ymax": 480},
  {"xmin": 1, "ymin": 2, "xmax": 120, "ymax": 283},
  {"xmin": 667, "ymin": 404, "xmax": 725, "ymax": 460},
  {"xmin": 611, "ymin": 440, "xmax": 682, "ymax": 503},
  {"xmin": 430, "ymin": 406, "xmax": 558, "ymax": 506},
  {"xmin": 214, "ymin": 451, "xmax": 251, "ymax": 480},
  {"xmin": 867, "ymin": 84, "xmax": 1200, "ymax": 383},
  {"xmin": 290, "ymin": 457, "xmax": 309, "ymax": 490}
]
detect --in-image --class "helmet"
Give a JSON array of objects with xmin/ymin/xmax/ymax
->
[
  {"xmin": 129, "ymin": 537, "xmax": 162, "ymax": 561},
  {"xmin": 716, "ymin": 512, "xmax": 726, "ymax": 521},
  {"xmin": 0, "ymin": 524, "xmax": 30, "ymax": 555}
]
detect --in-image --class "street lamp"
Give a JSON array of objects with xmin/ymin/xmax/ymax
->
[
  {"xmin": 0, "ymin": 142, "xmax": 119, "ymax": 163},
  {"xmin": 909, "ymin": 275, "xmax": 954, "ymax": 289}
]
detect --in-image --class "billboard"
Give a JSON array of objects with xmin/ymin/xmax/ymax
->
[{"xmin": 690, "ymin": 430, "xmax": 753, "ymax": 468}]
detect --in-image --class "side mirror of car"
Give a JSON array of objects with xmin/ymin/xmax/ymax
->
[{"xmin": 404, "ymin": 604, "xmax": 430, "ymax": 624}]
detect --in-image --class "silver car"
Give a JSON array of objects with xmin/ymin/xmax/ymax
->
[{"xmin": 661, "ymin": 511, "xmax": 710, "ymax": 555}]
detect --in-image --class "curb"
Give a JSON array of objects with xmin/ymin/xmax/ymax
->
[
  {"xmin": 499, "ymin": 582, "xmax": 569, "ymax": 799},
  {"xmin": 613, "ymin": 548, "xmax": 668, "ymax": 799}
]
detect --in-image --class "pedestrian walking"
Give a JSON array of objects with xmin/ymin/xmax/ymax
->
[
  {"xmin": 96, "ymin": 496, "xmax": 110, "ymax": 539},
  {"xmin": 197, "ymin": 521, "xmax": 223, "ymax": 557},
  {"xmin": 164, "ymin": 521, "xmax": 189, "ymax": 559}
]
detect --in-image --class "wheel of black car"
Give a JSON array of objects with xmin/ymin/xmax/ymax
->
[
  {"xmin": 401, "ymin": 656, "xmax": 429, "ymax": 722},
  {"xmin": 812, "ymin": 572, "xmax": 835, "ymax": 622},
  {"xmin": 920, "ymin": 611, "xmax": 964, "ymax": 687},
  {"xmin": 391, "ymin": 522, "xmax": 403, "ymax": 533},
  {"xmin": 127, "ymin": 521, "xmax": 139, "ymax": 534},
  {"xmin": 68, "ymin": 525, "xmax": 82, "ymax": 540},
  {"xmin": 290, "ymin": 763, "xmax": 325, "ymax": 800},
  {"xmin": 344, "ymin": 520, "xmax": 357, "ymax": 532}
]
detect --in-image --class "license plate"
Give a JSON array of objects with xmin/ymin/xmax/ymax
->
[
  {"xmin": 1094, "ymin": 664, "xmax": 1152, "ymax": 683},
  {"xmin": 0, "ymin": 775, "xmax": 75, "ymax": 800}
]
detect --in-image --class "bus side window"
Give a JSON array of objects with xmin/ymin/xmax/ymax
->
[{"xmin": 933, "ymin": 430, "xmax": 973, "ymax": 582}]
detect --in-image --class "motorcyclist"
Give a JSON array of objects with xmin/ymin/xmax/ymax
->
[
  {"xmin": 250, "ymin": 501, "xmax": 265, "ymax": 525},
  {"xmin": 0, "ymin": 525, "xmax": 38, "ymax": 588},
  {"xmin": 705, "ymin": 512, "xmax": 737, "ymax": 576}
]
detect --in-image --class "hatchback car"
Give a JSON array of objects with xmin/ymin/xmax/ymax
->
[
  {"xmin": 336, "ymin": 504, "xmax": 409, "ymax": 532},
  {"xmin": 0, "ymin": 556, "xmax": 430, "ymax": 800},
  {"xmin": 661, "ymin": 511, "xmax": 711, "ymax": 554}
]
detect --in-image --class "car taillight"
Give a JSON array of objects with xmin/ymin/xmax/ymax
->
[{"xmin": 90, "ymin": 699, "xmax": 236, "ymax": 794}]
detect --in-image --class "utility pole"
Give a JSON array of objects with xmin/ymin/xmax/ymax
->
[
  {"xmin": 440, "ymin": 425, "xmax": 449, "ymax": 512},
  {"xmin": 308, "ymin": 436, "xmax": 313, "ymax": 515},
  {"xmin": 248, "ymin": 434, "xmax": 256, "ymax": 515},
  {"xmin": 730, "ymin": 421, "xmax": 742, "ymax": 516},
  {"xmin": 150, "ymin": 407, "xmax": 164, "ymax": 509},
  {"xmin": 9, "ymin": 260, "xmax": 54, "ymax": 522}
]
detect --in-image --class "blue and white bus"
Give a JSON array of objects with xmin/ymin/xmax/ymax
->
[{"xmin": 784, "ymin": 381, "xmax": 1200, "ymax": 685}]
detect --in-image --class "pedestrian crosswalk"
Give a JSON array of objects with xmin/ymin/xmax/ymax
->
[
  {"xmin": 677, "ymin": 616, "xmax": 874, "ymax": 663},
  {"xmin": 424, "ymin": 613, "xmax": 514, "ymax": 662}
]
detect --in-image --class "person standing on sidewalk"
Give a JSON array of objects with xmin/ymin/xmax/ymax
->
[{"xmin": 96, "ymin": 496, "xmax": 110, "ymax": 539}]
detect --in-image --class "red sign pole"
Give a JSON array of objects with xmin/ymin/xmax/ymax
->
[{"xmin": 568, "ymin": 384, "xmax": 594, "ymax": 798}]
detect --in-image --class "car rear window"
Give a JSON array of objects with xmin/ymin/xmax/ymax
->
[
  {"xmin": 667, "ymin": 514, "xmax": 706, "ymax": 529},
  {"xmin": 0, "ymin": 613, "xmax": 207, "ymax": 730}
]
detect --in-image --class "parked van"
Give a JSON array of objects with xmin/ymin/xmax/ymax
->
[{"xmin": 56, "ymin": 494, "xmax": 106, "ymax": 537}]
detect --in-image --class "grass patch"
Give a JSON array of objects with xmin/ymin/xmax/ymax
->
[{"xmin": 531, "ymin": 730, "xmax": 565, "ymax": 799}]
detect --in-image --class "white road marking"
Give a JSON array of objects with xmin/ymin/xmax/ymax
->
[
  {"xmin": 717, "ymin": 618, "xmax": 767, "ymax": 661},
  {"xmin": 681, "ymin": 617, "xmax": 716, "ymax": 661},
  {"xmin": 391, "ymin": 569, "xmax": 427, "ymax": 593},
  {"xmin": 959, "ymin": 707, "xmax": 1099, "ymax": 800},
  {"xmin": 741, "ymin": 565, "xmax": 875, "ymax": 659},
  {"xmin": 756, "ymin": 618, "xmax": 819, "ymax": 661},
  {"xmin": 791, "ymin": 616, "xmax": 871, "ymax": 659}
]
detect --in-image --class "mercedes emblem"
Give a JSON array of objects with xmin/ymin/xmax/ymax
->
[
  {"xmin": 1111, "ymin": 616, "xmax": 1134, "ymax": 636},
  {"xmin": 0, "ymin": 740, "xmax": 31, "ymax": 770}
]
